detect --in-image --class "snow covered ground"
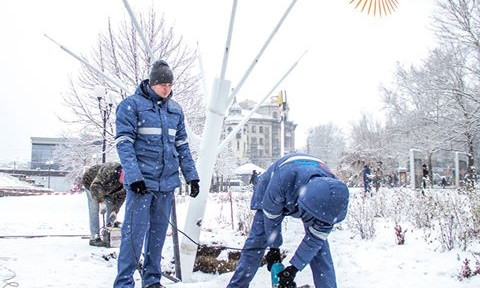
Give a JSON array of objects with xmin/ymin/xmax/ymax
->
[{"xmin": 1, "ymin": 173, "xmax": 480, "ymax": 288}]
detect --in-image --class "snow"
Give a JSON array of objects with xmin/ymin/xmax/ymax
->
[
  {"xmin": 0, "ymin": 173, "xmax": 48, "ymax": 191},
  {"xmin": 1, "ymin": 179, "xmax": 480, "ymax": 287}
]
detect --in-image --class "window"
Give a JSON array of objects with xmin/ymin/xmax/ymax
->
[
  {"xmin": 259, "ymin": 126, "xmax": 264, "ymax": 133},
  {"xmin": 252, "ymin": 126, "xmax": 256, "ymax": 133}
]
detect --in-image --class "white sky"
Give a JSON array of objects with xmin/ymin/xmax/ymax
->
[{"xmin": 0, "ymin": 0, "xmax": 437, "ymax": 162}]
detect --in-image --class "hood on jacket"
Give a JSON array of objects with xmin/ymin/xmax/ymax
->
[{"xmin": 298, "ymin": 177, "xmax": 350, "ymax": 225}]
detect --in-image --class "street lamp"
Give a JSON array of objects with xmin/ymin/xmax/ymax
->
[
  {"xmin": 94, "ymin": 85, "xmax": 114, "ymax": 163},
  {"xmin": 46, "ymin": 160, "xmax": 54, "ymax": 189}
]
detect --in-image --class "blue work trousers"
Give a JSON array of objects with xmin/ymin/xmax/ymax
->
[
  {"xmin": 85, "ymin": 188, "xmax": 100, "ymax": 239},
  {"xmin": 227, "ymin": 211, "xmax": 269, "ymax": 288},
  {"xmin": 227, "ymin": 211, "xmax": 338, "ymax": 288},
  {"xmin": 113, "ymin": 190, "xmax": 173, "ymax": 288}
]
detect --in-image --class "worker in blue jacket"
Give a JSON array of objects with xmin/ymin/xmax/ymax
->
[
  {"xmin": 114, "ymin": 60, "xmax": 199, "ymax": 288},
  {"xmin": 227, "ymin": 153, "xmax": 350, "ymax": 288}
]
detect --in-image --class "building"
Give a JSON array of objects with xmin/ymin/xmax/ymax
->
[
  {"xmin": 30, "ymin": 137, "xmax": 67, "ymax": 170},
  {"xmin": 223, "ymin": 96, "xmax": 296, "ymax": 169}
]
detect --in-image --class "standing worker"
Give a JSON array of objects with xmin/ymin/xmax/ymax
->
[
  {"xmin": 114, "ymin": 60, "xmax": 200, "ymax": 288},
  {"xmin": 227, "ymin": 153, "xmax": 350, "ymax": 288}
]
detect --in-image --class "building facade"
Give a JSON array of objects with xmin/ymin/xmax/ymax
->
[
  {"xmin": 223, "ymin": 97, "xmax": 296, "ymax": 169},
  {"xmin": 30, "ymin": 137, "xmax": 66, "ymax": 170}
]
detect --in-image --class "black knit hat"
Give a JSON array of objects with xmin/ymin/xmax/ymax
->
[{"xmin": 149, "ymin": 60, "xmax": 173, "ymax": 86}]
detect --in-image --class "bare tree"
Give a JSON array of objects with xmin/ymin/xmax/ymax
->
[
  {"xmin": 53, "ymin": 130, "xmax": 109, "ymax": 181},
  {"xmin": 61, "ymin": 8, "xmax": 204, "ymax": 164},
  {"xmin": 338, "ymin": 113, "xmax": 394, "ymax": 185},
  {"xmin": 382, "ymin": 49, "xmax": 461, "ymax": 178},
  {"xmin": 383, "ymin": 2, "xmax": 480, "ymax": 185},
  {"xmin": 432, "ymin": 0, "xmax": 480, "ymax": 187},
  {"xmin": 432, "ymin": 0, "xmax": 480, "ymax": 55},
  {"xmin": 306, "ymin": 122, "xmax": 346, "ymax": 169},
  {"xmin": 214, "ymin": 142, "xmax": 238, "ymax": 192}
]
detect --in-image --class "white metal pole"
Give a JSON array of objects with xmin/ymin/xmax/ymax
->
[
  {"xmin": 225, "ymin": 0, "xmax": 298, "ymax": 106},
  {"xmin": 44, "ymin": 34, "xmax": 130, "ymax": 92},
  {"xmin": 122, "ymin": 0, "xmax": 156, "ymax": 63},
  {"xmin": 179, "ymin": 0, "xmax": 238, "ymax": 281},
  {"xmin": 180, "ymin": 77, "xmax": 231, "ymax": 281}
]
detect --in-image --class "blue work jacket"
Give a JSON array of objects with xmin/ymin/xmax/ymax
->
[
  {"xmin": 252, "ymin": 153, "xmax": 348, "ymax": 271},
  {"xmin": 115, "ymin": 80, "xmax": 199, "ymax": 192}
]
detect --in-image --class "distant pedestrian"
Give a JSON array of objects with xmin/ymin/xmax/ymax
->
[
  {"xmin": 362, "ymin": 164, "xmax": 371, "ymax": 195},
  {"xmin": 372, "ymin": 166, "xmax": 383, "ymax": 193},
  {"xmin": 422, "ymin": 164, "xmax": 429, "ymax": 189},
  {"xmin": 441, "ymin": 176, "xmax": 447, "ymax": 188},
  {"xmin": 249, "ymin": 169, "xmax": 258, "ymax": 186}
]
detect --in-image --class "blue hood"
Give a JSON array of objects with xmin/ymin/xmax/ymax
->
[{"xmin": 297, "ymin": 177, "xmax": 350, "ymax": 225}]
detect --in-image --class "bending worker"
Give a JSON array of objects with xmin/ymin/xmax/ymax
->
[{"xmin": 227, "ymin": 153, "xmax": 350, "ymax": 288}]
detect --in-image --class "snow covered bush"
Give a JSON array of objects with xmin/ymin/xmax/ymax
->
[
  {"xmin": 347, "ymin": 194, "xmax": 376, "ymax": 240},
  {"xmin": 464, "ymin": 186, "xmax": 480, "ymax": 235},
  {"xmin": 233, "ymin": 192, "xmax": 255, "ymax": 236},
  {"xmin": 384, "ymin": 188, "xmax": 476, "ymax": 251},
  {"xmin": 406, "ymin": 190, "xmax": 436, "ymax": 229},
  {"xmin": 369, "ymin": 188, "xmax": 388, "ymax": 218},
  {"xmin": 385, "ymin": 187, "xmax": 409, "ymax": 224},
  {"xmin": 431, "ymin": 191, "xmax": 474, "ymax": 251}
]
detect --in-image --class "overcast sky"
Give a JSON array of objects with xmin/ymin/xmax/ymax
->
[{"xmin": 0, "ymin": 0, "xmax": 437, "ymax": 163}]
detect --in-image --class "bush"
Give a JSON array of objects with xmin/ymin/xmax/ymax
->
[{"xmin": 347, "ymin": 194, "xmax": 376, "ymax": 240}]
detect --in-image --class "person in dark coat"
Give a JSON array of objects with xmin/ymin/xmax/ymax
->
[
  {"xmin": 422, "ymin": 164, "xmax": 429, "ymax": 189},
  {"xmin": 82, "ymin": 162, "xmax": 126, "ymax": 246},
  {"xmin": 227, "ymin": 153, "xmax": 350, "ymax": 288},
  {"xmin": 249, "ymin": 169, "xmax": 258, "ymax": 186},
  {"xmin": 362, "ymin": 164, "xmax": 371, "ymax": 194},
  {"xmin": 441, "ymin": 176, "xmax": 447, "ymax": 188},
  {"xmin": 114, "ymin": 60, "xmax": 200, "ymax": 288}
]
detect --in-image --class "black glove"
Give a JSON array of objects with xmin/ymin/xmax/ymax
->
[
  {"xmin": 277, "ymin": 265, "xmax": 298, "ymax": 288},
  {"xmin": 188, "ymin": 180, "xmax": 200, "ymax": 198},
  {"xmin": 265, "ymin": 247, "xmax": 281, "ymax": 271},
  {"xmin": 130, "ymin": 180, "xmax": 147, "ymax": 195}
]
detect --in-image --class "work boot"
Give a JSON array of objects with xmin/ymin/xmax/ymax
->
[{"xmin": 89, "ymin": 238, "xmax": 106, "ymax": 247}]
